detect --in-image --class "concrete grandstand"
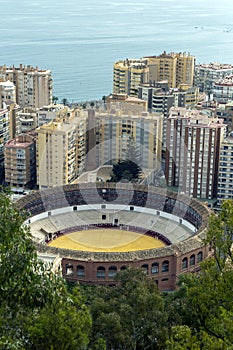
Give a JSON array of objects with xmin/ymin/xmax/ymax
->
[{"xmin": 17, "ymin": 183, "xmax": 211, "ymax": 291}]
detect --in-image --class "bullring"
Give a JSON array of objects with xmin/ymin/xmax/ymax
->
[{"xmin": 17, "ymin": 182, "xmax": 211, "ymax": 291}]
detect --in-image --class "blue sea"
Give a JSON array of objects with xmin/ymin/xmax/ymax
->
[{"xmin": 1, "ymin": 0, "xmax": 233, "ymax": 102}]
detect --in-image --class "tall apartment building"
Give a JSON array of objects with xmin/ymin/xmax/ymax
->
[
  {"xmin": 7, "ymin": 102, "xmax": 21, "ymax": 139},
  {"xmin": 213, "ymin": 75, "xmax": 233, "ymax": 103},
  {"xmin": 0, "ymin": 64, "xmax": 52, "ymax": 108},
  {"xmin": 0, "ymin": 80, "xmax": 20, "ymax": 139},
  {"xmin": 36, "ymin": 110, "xmax": 86, "ymax": 189},
  {"xmin": 217, "ymin": 134, "xmax": 233, "ymax": 207},
  {"xmin": 86, "ymin": 109, "xmax": 163, "ymax": 172},
  {"xmin": 194, "ymin": 63, "xmax": 233, "ymax": 94},
  {"xmin": 4, "ymin": 134, "xmax": 36, "ymax": 188},
  {"xmin": 139, "ymin": 82, "xmax": 199, "ymax": 111},
  {"xmin": 0, "ymin": 108, "xmax": 10, "ymax": 163},
  {"xmin": 139, "ymin": 82, "xmax": 199, "ymax": 152},
  {"xmin": 216, "ymin": 102, "xmax": 233, "ymax": 132},
  {"xmin": 144, "ymin": 51, "xmax": 195, "ymax": 88},
  {"xmin": 113, "ymin": 59, "xmax": 149, "ymax": 97},
  {"xmin": 165, "ymin": 107, "xmax": 225, "ymax": 200}
]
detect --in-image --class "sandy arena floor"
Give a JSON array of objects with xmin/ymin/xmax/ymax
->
[{"xmin": 48, "ymin": 228, "xmax": 165, "ymax": 252}]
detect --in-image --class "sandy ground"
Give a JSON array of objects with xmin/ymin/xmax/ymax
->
[{"xmin": 48, "ymin": 228, "xmax": 165, "ymax": 252}]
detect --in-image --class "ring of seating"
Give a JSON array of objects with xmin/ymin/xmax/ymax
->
[{"xmin": 16, "ymin": 183, "xmax": 211, "ymax": 291}]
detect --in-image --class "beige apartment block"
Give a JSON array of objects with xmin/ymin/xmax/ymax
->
[
  {"xmin": 7, "ymin": 102, "xmax": 21, "ymax": 139},
  {"xmin": 144, "ymin": 51, "xmax": 195, "ymax": 88},
  {"xmin": 36, "ymin": 110, "xmax": 86, "ymax": 189},
  {"xmin": 113, "ymin": 59, "xmax": 149, "ymax": 97},
  {"xmin": 4, "ymin": 134, "xmax": 36, "ymax": 188},
  {"xmin": 0, "ymin": 64, "xmax": 52, "ymax": 108},
  {"xmin": 165, "ymin": 107, "xmax": 226, "ymax": 200},
  {"xmin": 86, "ymin": 109, "xmax": 163, "ymax": 172}
]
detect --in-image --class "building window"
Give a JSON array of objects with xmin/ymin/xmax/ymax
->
[
  {"xmin": 97, "ymin": 266, "xmax": 106, "ymax": 279},
  {"xmin": 120, "ymin": 265, "xmax": 127, "ymax": 270},
  {"xmin": 182, "ymin": 257, "xmax": 188, "ymax": 270},
  {"xmin": 141, "ymin": 264, "xmax": 148, "ymax": 274},
  {"xmin": 66, "ymin": 264, "xmax": 73, "ymax": 275},
  {"xmin": 108, "ymin": 266, "xmax": 117, "ymax": 278},
  {"xmin": 190, "ymin": 254, "xmax": 195, "ymax": 266},
  {"xmin": 197, "ymin": 251, "xmax": 203, "ymax": 263},
  {"xmin": 162, "ymin": 260, "xmax": 169, "ymax": 272},
  {"xmin": 102, "ymin": 215, "xmax": 106, "ymax": 220},
  {"xmin": 151, "ymin": 262, "xmax": 159, "ymax": 274},
  {"xmin": 77, "ymin": 265, "xmax": 85, "ymax": 277}
]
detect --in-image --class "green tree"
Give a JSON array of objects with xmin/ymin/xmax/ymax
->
[
  {"xmin": 0, "ymin": 188, "xmax": 92, "ymax": 349},
  {"xmin": 89, "ymin": 268, "xmax": 168, "ymax": 350},
  {"xmin": 124, "ymin": 135, "xmax": 142, "ymax": 166},
  {"xmin": 26, "ymin": 287, "xmax": 91, "ymax": 350},
  {"xmin": 165, "ymin": 200, "xmax": 233, "ymax": 349},
  {"xmin": 109, "ymin": 160, "xmax": 142, "ymax": 183},
  {"xmin": 52, "ymin": 96, "xmax": 59, "ymax": 104}
]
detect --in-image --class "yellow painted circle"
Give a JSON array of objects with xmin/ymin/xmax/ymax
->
[{"xmin": 48, "ymin": 228, "xmax": 165, "ymax": 252}]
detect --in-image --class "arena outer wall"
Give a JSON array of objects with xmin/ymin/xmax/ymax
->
[{"xmin": 17, "ymin": 183, "xmax": 211, "ymax": 291}]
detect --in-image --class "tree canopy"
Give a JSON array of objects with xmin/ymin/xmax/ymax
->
[{"xmin": 0, "ymin": 188, "xmax": 91, "ymax": 349}]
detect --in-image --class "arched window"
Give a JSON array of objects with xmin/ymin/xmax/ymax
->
[
  {"xmin": 162, "ymin": 260, "xmax": 169, "ymax": 272},
  {"xmin": 141, "ymin": 264, "xmax": 148, "ymax": 274},
  {"xmin": 190, "ymin": 255, "xmax": 195, "ymax": 266},
  {"xmin": 66, "ymin": 264, "xmax": 73, "ymax": 275},
  {"xmin": 97, "ymin": 266, "xmax": 106, "ymax": 279},
  {"xmin": 77, "ymin": 265, "xmax": 85, "ymax": 277},
  {"xmin": 108, "ymin": 266, "xmax": 117, "ymax": 278},
  {"xmin": 197, "ymin": 251, "xmax": 203, "ymax": 263},
  {"xmin": 120, "ymin": 266, "xmax": 127, "ymax": 271},
  {"xmin": 151, "ymin": 262, "xmax": 159, "ymax": 274},
  {"xmin": 182, "ymin": 257, "xmax": 188, "ymax": 270}
]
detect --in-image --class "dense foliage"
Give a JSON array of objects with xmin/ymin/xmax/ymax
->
[
  {"xmin": 0, "ymin": 189, "xmax": 91, "ymax": 349},
  {"xmin": 0, "ymin": 189, "xmax": 233, "ymax": 349}
]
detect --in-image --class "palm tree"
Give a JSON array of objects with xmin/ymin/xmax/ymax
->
[
  {"xmin": 62, "ymin": 98, "xmax": 68, "ymax": 106},
  {"xmin": 52, "ymin": 96, "xmax": 59, "ymax": 105}
]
